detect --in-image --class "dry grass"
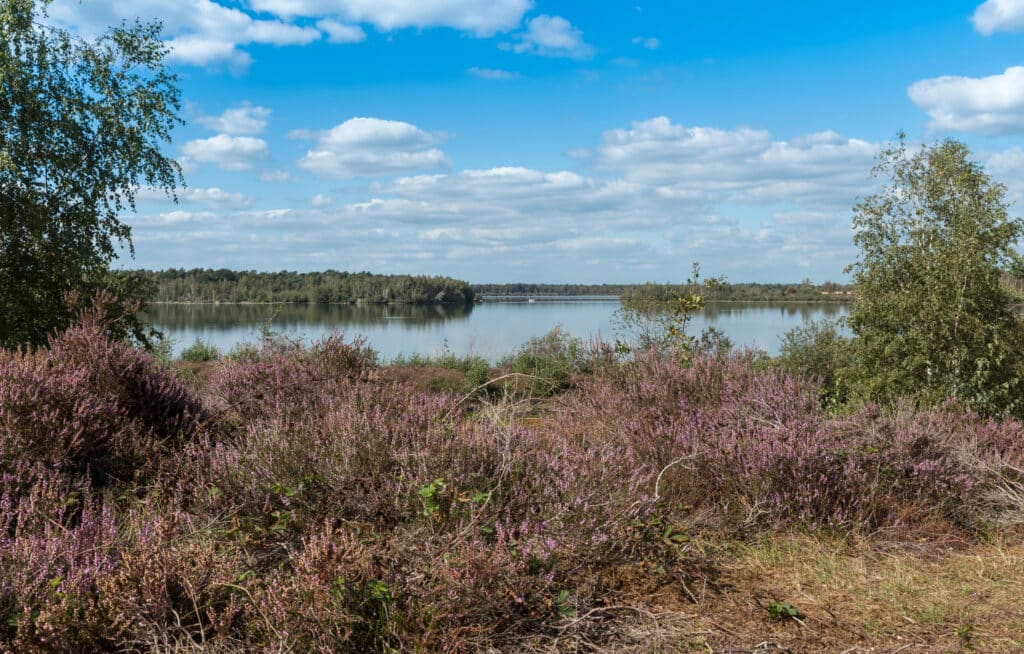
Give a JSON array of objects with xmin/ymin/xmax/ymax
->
[{"xmin": 534, "ymin": 535, "xmax": 1024, "ymax": 653}]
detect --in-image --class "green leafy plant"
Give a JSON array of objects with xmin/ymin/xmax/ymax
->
[
  {"xmin": 954, "ymin": 624, "xmax": 976, "ymax": 652},
  {"xmin": 180, "ymin": 338, "xmax": 221, "ymax": 362},
  {"xmin": 614, "ymin": 263, "xmax": 723, "ymax": 361},
  {"xmin": 554, "ymin": 590, "xmax": 576, "ymax": 617},
  {"xmin": 767, "ymin": 600, "xmax": 801, "ymax": 621},
  {"xmin": 418, "ymin": 478, "xmax": 447, "ymax": 518}
]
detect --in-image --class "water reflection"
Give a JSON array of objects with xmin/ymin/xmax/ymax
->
[
  {"xmin": 144, "ymin": 300, "xmax": 848, "ymax": 361},
  {"xmin": 144, "ymin": 302, "xmax": 474, "ymax": 331},
  {"xmin": 701, "ymin": 301, "xmax": 846, "ymax": 321}
]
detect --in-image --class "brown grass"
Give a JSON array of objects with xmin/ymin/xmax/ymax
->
[{"xmin": 523, "ymin": 535, "xmax": 1024, "ymax": 653}]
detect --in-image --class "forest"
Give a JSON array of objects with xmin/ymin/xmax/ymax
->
[{"xmin": 134, "ymin": 268, "xmax": 475, "ymax": 305}]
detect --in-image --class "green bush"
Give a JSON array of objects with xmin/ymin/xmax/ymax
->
[
  {"xmin": 180, "ymin": 338, "xmax": 221, "ymax": 362},
  {"xmin": 777, "ymin": 319, "xmax": 853, "ymax": 410},
  {"xmin": 498, "ymin": 327, "xmax": 586, "ymax": 396}
]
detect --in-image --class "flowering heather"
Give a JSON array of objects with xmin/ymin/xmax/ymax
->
[
  {"xmin": 0, "ymin": 317, "xmax": 208, "ymax": 483},
  {"xmin": 2, "ymin": 324, "xmax": 1023, "ymax": 651}
]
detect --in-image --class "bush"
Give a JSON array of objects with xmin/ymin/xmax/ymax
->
[
  {"xmin": 0, "ymin": 315, "xmax": 208, "ymax": 484},
  {"xmin": 4, "ymin": 319, "xmax": 1024, "ymax": 651},
  {"xmin": 497, "ymin": 327, "xmax": 587, "ymax": 396},
  {"xmin": 179, "ymin": 338, "xmax": 221, "ymax": 362},
  {"xmin": 777, "ymin": 318, "xmax": 853, "ymax": 409}
]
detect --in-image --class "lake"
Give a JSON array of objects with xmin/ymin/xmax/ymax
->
[{"xmin": 145, "ymin": 299, "xmax": 849, "ymax": 361}]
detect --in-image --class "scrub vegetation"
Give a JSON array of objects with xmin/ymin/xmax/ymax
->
[{"xmin": 4, "ymin": 2, "xmax": 1024, "ymax": 650}]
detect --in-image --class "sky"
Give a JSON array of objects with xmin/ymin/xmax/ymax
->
[{"xmin": 44, "ymin": 0, "xmax": 1024, "ymax": 283}]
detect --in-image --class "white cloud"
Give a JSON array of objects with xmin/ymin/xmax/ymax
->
[
  {"xmin": 509, "ymin": 15, "xmax": 593, "ymax": 59},
  {"xmin": 48, "ymin": 0, "xmax": 321, "ymax": 68},
  {"xmin": 260, "ymin": 170, "xmax": 295, "ymax": 182},
  {"xmin": 316, "ymin": 19, "xmax": 367, "ymax": 43},
  {"xmin": 248, "ymin": 0, "xmax": 533, "ymax": 36},
  {"xmin": 908, "ymin": 66, "xmax": 1024, "ymax": 135},
  {"xmin": 468, "ymin": 66, "xmax": 520, "ymax": 80},
  {"xmin": 310, "ymin": 193, "xmax": 334, "ymax": 208},
  {"xmin": 986, "ymin": 146, "xmax": 1024, "ymax": 204},
  {"xmin": 197, "ymin": 103, "xmax": 272, "ymax": 135},
  {"xmin": 632, "ymin": 36, "xmax": 660, "ymax": 49},
  {"xmin": 183, "ymin": 187, "xmax": 252, "ymax": 209},
  {"xmin": 971, "ymin": 0, "xmax": 1024, "ymax": 34},
  {"xmin": 130, "ymin": 117, "xmax": 882, "ymax": 282},
  {"xmin": 595, "ymin": 117, "xmax": 876, "ymax": 207},
  {"xmin": 181, "ymin": 134, "xmax": 269, "ymax": 170},
  {"xmin": 296, "ymin": 117, "xmax": 450, "ymax": 178}
]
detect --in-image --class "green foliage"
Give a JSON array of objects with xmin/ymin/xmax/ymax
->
[
  {"xmin": 846, "ymin": 138, "xmax": 1024, "ymax": 417},
  {"xmin": 498, "ymin": 327, "xmax": 586, "ymax": 396},
  {"xmin": 180, "ymin": 338, "xmax": 221, "ymax": 362},
  {"xmin": 777, "ymin": 319, "xmax": 853, "ymax": 410},
  {"xmin": 418, "ymin": 478, "xmax": 447, "ymax": 518},
  {"xmin": 139, "ymin": 268, "xmax": 475, "ymax": 305},
  {"xmin": 0, "ymin": 0, "xmax": 182, "ymax": 348},
  {"xmin": 615, "ymin": 263, "xmax": 721, "ymax": 360},
  {"xmin": 766, "ymin": 600, "xmax": 801, "ymax": 621}
]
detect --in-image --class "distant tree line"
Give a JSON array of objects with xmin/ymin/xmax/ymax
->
[
  {"xmin": 622, "ymin": 279, "xmax": 854, "ymax": 305},
  {"xmin": 473, "ymin": 283, "xmax": 629, "ymax": 296},
  {"xmin": 133, "ymin": 269, "xmax": 475, "ymax": 305},
  {"xmin": 477, "ymin": 281, "xmax": 853, "ymax": 302}
]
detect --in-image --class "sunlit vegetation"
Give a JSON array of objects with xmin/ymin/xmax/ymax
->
[
  {"xmin": 134, "ymin": 268, "xmax": 476, "ymax": 305},
  {"xmin": 2, "ymin": 314, "xmax": 1023, "ymax": 652}
]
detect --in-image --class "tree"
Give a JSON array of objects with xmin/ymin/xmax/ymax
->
[
  {"xmin": 0, "ymin": 0, "xmax": 181, "ymax": 348},
  {"xmin": 846, "ymin": 137, "xmax": 1024, "ymax": 417}
]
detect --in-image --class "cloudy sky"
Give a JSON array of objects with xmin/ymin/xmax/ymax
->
[{"xmin": 47, "ymin": 0, "xmax": 1024, "ymax": 282}]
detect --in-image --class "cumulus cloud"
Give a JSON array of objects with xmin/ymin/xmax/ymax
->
[
  {"xmin": 595, "ymin": 117, "xmax": 876, "ymax": 207},
  {"xmin": 197, "ymin": 103, "xmax": 272, "ymax": 135},
  {"xmin": 181, "ymin": 134, "xmax": 269, "ymax": 170},
  {"xmin": 908, "ymin": 66, "xmax": 1024, "ymax": 135},
  {"xmin": 971, "ymin": 0, "xmax": 1024, "ymax": 34},
  {"xmin": 310, "ymin": 193, "xmax": 334, "ymax": 208},
  {"xmin": 48, "ymin": 0, "xmax": 320, "ymax": 69},
  {"xmin": 130, "ymin": 117, "xmax": 881, "ymax": 282},
  {"xmin": 248, "ymin": 0, "xmax": 533, "ymax": 36},
  {"xmin": 260, "ymin": 170, "xmax": 295, "ymax": 182},
  {"xmin": 468, "ymin": 66, "xmax": 520, "ymax": 80},
  {"xmin": 316, "ymin": 19, "xmax": 367, "ymax": 43},
  {"xmin": 508, "ymin": 15, "xmax": 594, "ymax": 59},
  {"xmin": 295, "ymin": 117, "xmax": 450, "ymax": 178}
]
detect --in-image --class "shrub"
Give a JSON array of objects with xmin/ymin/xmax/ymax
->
[
  {"xmin": 777, "ymin": 318, "xmax": 854, "ymax": 409},
  {"xmin": 0, "ymin": 317, "xmax": 209, "ymax": 483},
  {"xmin": 0, "ymin": 470, "xmax": 119, "ymax": 651},
  {"xmin": 208, "ymin": 332, "xmax": 376, "ymax": 423},
  {"xmin": 180, "ymin": 338, "xmax": 221, "ymax": 362},
  {"xmin": 497, "ymin": 327, "xmax": 587, "ymax": 396}
]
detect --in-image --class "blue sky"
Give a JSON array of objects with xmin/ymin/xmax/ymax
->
[{"xmin": 48, "ymin": 0, "xmax": 1024, "ymax": 282}]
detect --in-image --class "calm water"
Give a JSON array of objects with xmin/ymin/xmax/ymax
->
[{"xmin": 144, "ymin": 300, "xmax": 848, "ymax": 361}]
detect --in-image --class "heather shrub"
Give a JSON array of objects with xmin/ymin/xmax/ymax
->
[
  {"xmin": 0, "ymin": 470, "xmax": 119, "ymax": 651},
  {"xmin": 560, "ymin": 350, "xmax": 1024, "ymax": 533},
  {"xmin": 253, "ymin": 525, "xmax": 396, "ymax": 651},
  {"xmin": 208, "ymin": 332, "xmax": 376, "ymax": 424},
  {"xmin": 92, "ymin": 510, "xmax": 251, "ymax": 651},
  {"xmin": 0, "ymin": 317, "xmax": 208, "ymax": 483}
]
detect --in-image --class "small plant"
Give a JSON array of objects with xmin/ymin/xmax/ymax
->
[
  {"xmin": 180, "ymin": 338, "xmax": 221, "ymax": 362},
  {"xmin": 954, "ymin": 624, "xmax": 976, "ymax": 652},
  {"xmin": 767, "ymin": 600, "xmax": 801, "ymax": 621},
  {"xmin": 418, "ymin": 478, "xmax": 447, "ymax": 518},
  {"xmin": 553, "ymin": 590, "xmax": 576, "ymax": 617}
]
